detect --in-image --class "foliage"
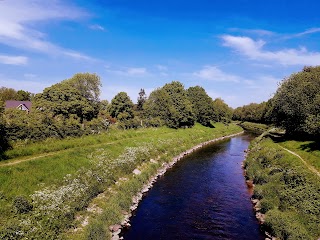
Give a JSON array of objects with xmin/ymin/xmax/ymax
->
[
  {"xmin": 212, "ymin": 98, "xmax": 233, "ymax": 123},
  {"xmin": 34, "ymin": 83, "xmax": 96, "ymax": 121},
  {"xmin": 144, "ymin": 81, "xmax": 195, "ymax": 128},
  {"xmin": 13, "ymin": 196, "xmax": 33, "ymax": 214},
  {"xmin": 0, "ymin": 87, "xmax": 32, "ymax": 101},
  {"xmin": 136, "ymin": 88, "xmax": 147, "ymax": 111},
  {"xmin": 63, "ymin": 72, "xmax": 102, "ymax": 103},
  {"xmin": 268, "ymin": 66, "xmax": 320, "ymax": 136},
  {"xmin": 15, "ymin": 90, "xmax": 32, "ymax": 101},
  {"xmin": 0, "ymin": 87, "xmax": 17, "ymax": 101},
  {"xmin": 233, "ymin": 102, "xmax": 268, "ymax": 123},
  {"xmin": 109, "ymin": 92, "xmax": 134, "ymax": 119},
  {"xmin": 245, "ymin": 137, "xmax": 320, "ymax": 239},
  {"xmin": 187, "ymin": 86, "xmax": 215, "ymax": 126}
]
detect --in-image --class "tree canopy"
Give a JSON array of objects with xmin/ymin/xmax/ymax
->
[
  {"xmin": 109, "ymin": 92, "xmax": 134, "ymax": 119},
  {"xmin": 269, "ymin": 66, "xmax": 320, "ymax": 136},
  {"xmin": 187, "ymin": 86, "xmax": 215, "ymax": 126},
  {"xmin": 144, "ymin": 81, "xmax": 195, "ymax": 128}
]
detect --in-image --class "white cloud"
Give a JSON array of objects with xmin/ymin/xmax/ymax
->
[
  {"xmin": 222, "ymin": 35, "xmax": 320, "ymax": 65},
  {"xmin": 89, "ymin": 24, "xmax": 106, "ymax": 31},
  {"xmin": 193, "ymin": 65, "xmax": 241, "ymax": 82},
  {"xmin": 229, "ymin": 28, "xmax": 275, "ymax": 36},
  {"xmin": 0, "ymin": 55, "xmax": 28, "ymax": 65},
  {"xmin": 156, "ymin": 64, "xmax": 168, "ymax": 71},
  {"xmin": 289, "ymin": 28, "xmax": 320, "ymax": 38},
  {"xmin": 106, "ymin": 66, "xmax": 148, "ymax": 76},
  {"xmin": 0, "ymin": 0, "xmax": 92, "ymax": 60}
]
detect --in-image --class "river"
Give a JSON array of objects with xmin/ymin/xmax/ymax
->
[{"xmin": 122, "ymin": 133, "xmax": 264, "ymax": 239}]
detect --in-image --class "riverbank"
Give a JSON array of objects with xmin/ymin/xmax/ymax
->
[
  {"xmin": 0, "ymin": 123, "xmax": 242, "ymax": 239},
  {"xmin": 63, "ymin": 126, "xmax": 244, "ymax": 240},
  {"xmin": 243, "ymin": 135, "xmax": 320, "ymax": 240},
  {"xmin": 110, "ymin": 131, "xmax": 244, "ymax": 240}
]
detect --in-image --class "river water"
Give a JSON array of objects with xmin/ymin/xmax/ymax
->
[{"xmin": 123, "ymin": 133, "xmax": 264, "ymax": 240}]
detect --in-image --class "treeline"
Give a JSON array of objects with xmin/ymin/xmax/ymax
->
[
  {"xmin": 0, "ymin": 74, "xmax": 232, "ymax": 157},
  {"xmin": 233, "ymin": 66, "xmax": 320, "ymax": 138}
]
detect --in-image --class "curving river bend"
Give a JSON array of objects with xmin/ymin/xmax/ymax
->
[{"xmin": 123, "ymin": 133, "xmax": 264, "ymax": 240}]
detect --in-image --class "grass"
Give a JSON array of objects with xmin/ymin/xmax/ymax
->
[
  {"xmin": 244, "ymin": 136, "xmax": 320, "ymax": 240},
  {"xmin": 278, "ymin": 140, "xmax": 320, "ymax": 172},
  {"xmin": 238, "ymin": 121, "xmax": 270, "ymax": 134},
  {"xmin": 0, "ymin": 123, "xmax": 242, "ymax": 240}
]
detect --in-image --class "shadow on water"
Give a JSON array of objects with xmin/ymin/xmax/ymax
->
[{"xmin": 122, "ymin": 133, "xmax": 264, "ymax": 240}]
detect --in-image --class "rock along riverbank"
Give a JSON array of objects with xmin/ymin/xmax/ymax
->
[{"xmin": 109, "ymin": 131, "xmax": 244, "ymax": 240}]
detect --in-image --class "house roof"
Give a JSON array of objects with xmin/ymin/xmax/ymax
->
[{"xmin": 5, "ymin": 100, "xmax": 32, "ymax": 110}]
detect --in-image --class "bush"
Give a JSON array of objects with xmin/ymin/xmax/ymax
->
[{"xmin": 13, "ymin": 196, "xmax": 33, "ymax": 214}]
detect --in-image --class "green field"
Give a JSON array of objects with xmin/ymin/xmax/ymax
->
[{"xmin": 0, "ymin": 123, "xmax": 242, "ymax": 239}]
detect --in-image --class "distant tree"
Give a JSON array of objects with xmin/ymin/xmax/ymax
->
[
  {"xmin": 187, "ymin": 86, "xmax": 216, "ymax": 126},
  {"xmin": 0, "ymin": 87, "xmax": 17, "ymax": 101},
  {"xmin": 137, "ymin": 88, "xmax": 147, "ymax": 111},
  {"xmin": 109, "ymin": 92, "xmax": 134, "ymax": 119},
  {"xmin": 34, "ymin": 83, "xmax": 95, "ymax": 121},
  {"xmin": 99, "ymin": 100, "xmax": 109, "ymax": 111},
  {"xmin": 16, "ymin": 90, "xmax": 31, "ymax": 101},
  {"xmin": 232, "ymin": 102, "xmax": 267, "ymax": 123},
  {"xmin": 212, "ymin": 98, "xmax": 233, "ymax": 123},
  {"xmin": 63, "ymin": 73, "xmax": 102, "ymax": 102},
  {"xmin": 144, "ymin": 81, "xmax": 195, "ymax": 128}
]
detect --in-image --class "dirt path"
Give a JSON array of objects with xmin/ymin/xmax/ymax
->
[{"xmin": 279, "ymin": 145, "xmax": 320, "ymax": 178}]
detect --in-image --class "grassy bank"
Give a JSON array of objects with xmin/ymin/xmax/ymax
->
[
  {"xmin": 244, "ymin": 136, "xmax": 320, "ymax": 240},
  {"xmin": 278, "ymin": 140, "xmax": 320, "ymax": 172},
  {"xmin": 0, "ymin": 123, "xmax": 242, "ymax": 239},
  {"xmin": 238, "ymin": 121, "xmax": 270, "ymax": 134}
]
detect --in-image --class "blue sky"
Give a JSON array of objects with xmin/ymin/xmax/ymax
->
[{"xmin": 1, "ymin": 0, "xmax": 320, "ymax": 107}]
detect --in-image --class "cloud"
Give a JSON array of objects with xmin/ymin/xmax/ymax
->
[
  {"xmin": 106, "ymin": 66, "xmax": 149, "ymax": 76},
  {"xmin": 0, "ymin": 54, "xmax": 28, "ymax": 65},
  {"xmin": 222, "ymin": 35, "xmax": 320, "ymax": 65},
  {"xmin": 193, "ymin": 65, "xmax": 241, "ymax": 82},
  {"xmin": 155, "ymin": 64, "xmax": 168, "ymax": 71},
  {"xmin": 229, "ymin": 28, "xmax": 275, "ymax": 36},
  {"xmin": 0, "ymin": 0, "xmax": 92, "ymax": 60},
  {"xmin": 288, "ymin": 28, "xmax": 320, "ymax": 38},
  {"xmin": 89, "ymin": 24, "xmax": 106, "ymax": 31}
]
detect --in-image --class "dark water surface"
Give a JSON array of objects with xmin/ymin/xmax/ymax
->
[{"xmin": 123, "ymin": 133, "xmax": 264, "ymax": 240}]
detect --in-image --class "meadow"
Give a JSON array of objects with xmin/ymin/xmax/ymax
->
[{"xmin": 0, "ymin": 123, "xmax": 242, "ymax": 239}]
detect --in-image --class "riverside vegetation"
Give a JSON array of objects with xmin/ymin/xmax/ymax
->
[
  {"xmin": 0, "ymin": 123, "xmax": 242, "ymax": 239},
  {"xmin": 244, "ymin": 129, "xmax": 320, "ymax": 240}
]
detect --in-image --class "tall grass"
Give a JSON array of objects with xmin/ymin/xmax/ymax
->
[
  {"xmin": 245, "ymin": 137, "xmax": 320, "ymax": 240},
  {"xmin": 0, "ymin": 123, "xmax": 242, "ymax": 239}
]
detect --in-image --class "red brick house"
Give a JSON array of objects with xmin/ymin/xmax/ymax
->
[{"xmin": 5, "ymin": 100, "xmax": 32, "ymax": 112}]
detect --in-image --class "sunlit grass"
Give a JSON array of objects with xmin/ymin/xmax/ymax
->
[
  {"xmin": 278, "ymin": 140, "xmax": 320, "ymax": 171},
  {"xmin": 0, "ymin": 123, "xmax": 242, "ymax": 239}
]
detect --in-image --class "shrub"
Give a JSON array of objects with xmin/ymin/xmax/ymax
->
[{"xmin": 13, "ymin": 196, "xmax": 33, "ymax": 214}]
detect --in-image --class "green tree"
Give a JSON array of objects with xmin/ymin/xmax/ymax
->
[
  {"xmin": 109, "ymin": 92, "xmax": 134, "ymax": 119},
  {"xmin": 0, "ymin": 87, "xmax": 17, "ymax": 101},
  {"xmin": 16, "ymin": 90, "xmax": 31, "ymax": 101},
  {"xmin": 34, "ymin": 83, "xmax": 95, "ymax": 121},
  {"xmin": 187, "ymin": 86, "xmax": 216, "ymax": 126},
  {"xmin": 63, "ymin": 73, "xmax": 102, "ymax": 102},
  {"xmin": 144, "ymin": 81, "xmax": 195, "ymax": 128},
  {"xmin": 212, "ymin": 98, "xmax": 233, "ymax": 123},
  {"xmin": 270, "ymin": 66, "xmax": 320, "ymax": 136},
  {"xmin": 137, "ymin": 88, "xmax": 147, "ymax": 111}
]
